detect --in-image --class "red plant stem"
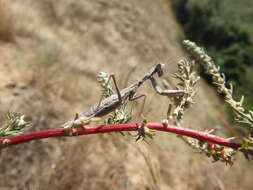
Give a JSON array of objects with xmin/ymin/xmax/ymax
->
[{"xmin": 0, "ymin": 123, "xmax": 241, "ymax": 149}]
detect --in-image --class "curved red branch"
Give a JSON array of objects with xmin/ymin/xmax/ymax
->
[{"xmin": 0, "ymin": 123, "xmax": 241, "ymax": 149}]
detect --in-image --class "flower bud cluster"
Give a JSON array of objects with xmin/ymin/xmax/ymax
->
[
  {"xmin": 172, "ymin": 59, "xmax": 200, "ymax": 123},
  {"xmin": 0, "ymin": 113, "xmax": 30, "ymax": 137},
  {"xmin": 97, "ymin": 72, "xmax": 114, "ymax": 97},
  {"xmin": 180, "ymin": 135, "xmax": 236, "ymax": 166}
]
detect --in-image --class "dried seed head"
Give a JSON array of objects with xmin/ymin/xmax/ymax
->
[{"xmin": 183, "ymin": 40, "xmax": 253, "ymax": 128}]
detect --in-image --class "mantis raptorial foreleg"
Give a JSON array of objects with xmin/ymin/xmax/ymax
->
[{"xmin": 150, "ymin": 76, "xmax": 184, "ymax": 97}]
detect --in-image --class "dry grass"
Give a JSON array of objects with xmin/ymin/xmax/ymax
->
[
  {"xmin": 0, "ymin": 0, "xmax": 253, "ymax": 190},
  {"xmin": 0, "ymin": 0, "xmax": 14, "ymax": 41}
]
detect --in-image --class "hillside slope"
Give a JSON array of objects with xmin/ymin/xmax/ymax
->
[{"xmin": 0, "ymin": 0, "xmax": 252, "ymax": 189}]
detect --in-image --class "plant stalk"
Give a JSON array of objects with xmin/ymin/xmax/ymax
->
[{"xmin": 0, "ymin": 123, "xmax": 241, "ymax": 149}]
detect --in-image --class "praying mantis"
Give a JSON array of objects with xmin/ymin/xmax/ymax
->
[{"xmin": 61, "ymin": 64, "xmax": 184, "ymax": 132}]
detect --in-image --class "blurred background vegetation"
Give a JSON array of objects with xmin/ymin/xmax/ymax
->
[{"xmin": 171, "ymin": 0, "xmax": 253, "ymax": 110}]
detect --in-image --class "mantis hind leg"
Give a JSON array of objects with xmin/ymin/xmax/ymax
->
[
  {"xmin": 95, "ymin": 74, "xmax": 122, "ymax": 113},
  {"xmin": 129, "ymin": 93, "xmax": 147, "ymax": 116},
  {"xmin": 110, "ymin": 74, "xmax": 122, "ymax": 103}
]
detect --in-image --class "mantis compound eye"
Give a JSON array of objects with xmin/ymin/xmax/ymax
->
[{"xmin": 156, "ymin": 63, "xmax": 164, "ymax": 77}]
